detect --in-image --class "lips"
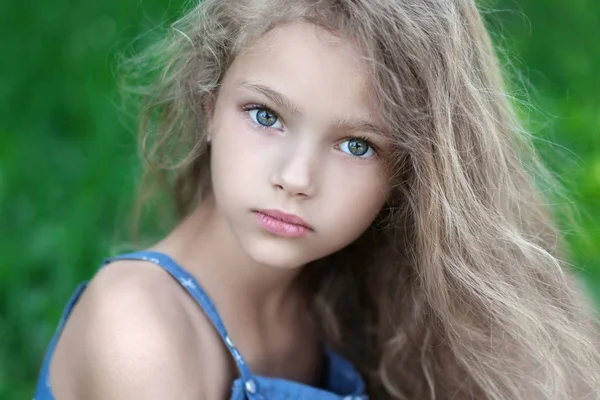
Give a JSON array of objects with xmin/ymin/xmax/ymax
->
[
  {"xmin": 255, "ymin": 209, "xmax": 312, "ymax": 229},
  {"xmin": 253, "ymin": 209, "xmax": 313, "ymax": 238}
]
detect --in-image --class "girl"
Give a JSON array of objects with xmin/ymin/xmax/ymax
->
[{"xmin": 35, "ymin": 0, "xmax": 600, "ymax": 399}]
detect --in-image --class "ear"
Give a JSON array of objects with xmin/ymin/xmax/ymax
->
[
  {"xmin": 204, "ymin": 93, "xmax": 216, "ymax": 123},
  {"xmin": 204, "ymin": 92, "xmax": 215, "ymax": 118},
  {"xmin": 203, "ymin": 92, "xmax": 217, "ymax": 142}
]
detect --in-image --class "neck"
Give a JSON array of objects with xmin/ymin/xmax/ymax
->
[{"xmin": 151, "ymin": 193, "xmax": 308, "ymax": 322}]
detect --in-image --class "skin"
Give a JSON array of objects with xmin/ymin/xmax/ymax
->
[{"xmin": 49, "ymin": 21, "xmax": 389, "ymax": 399}]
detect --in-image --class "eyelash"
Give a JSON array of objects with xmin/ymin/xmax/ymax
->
[
  {"xmin": 241, "ymin": 103, "xmax": 282, "ymax": 132},
  {"xmin": 343, "ymin": 135, "xmax": 379, "ymax": 158},
  {"xmin": 240, "ymin": 103, "xmax": 379, "ymax": 157}
]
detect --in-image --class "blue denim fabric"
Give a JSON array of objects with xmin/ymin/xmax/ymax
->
[{"xmin": 34, "ymin": 251, "xmax": 368, "ymax": 400}]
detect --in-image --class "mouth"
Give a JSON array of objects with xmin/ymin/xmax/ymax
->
[{"xmin": 253, "ymin": 209, "xmax": 314, "ymax": 238}]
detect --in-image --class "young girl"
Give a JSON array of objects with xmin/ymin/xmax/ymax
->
[{"xmin": 35, "ymin": 0, "xmax": 600, "ymax": 399}]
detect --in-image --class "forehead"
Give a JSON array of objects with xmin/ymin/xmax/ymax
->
[{"xmin": 222, "ymin": 22, "xmax": 377, "ymax": 120}]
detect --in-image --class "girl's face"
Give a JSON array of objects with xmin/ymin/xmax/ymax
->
[{"xmin": 208, "ymin": 21, "xmax": 390, "ymax": 269}]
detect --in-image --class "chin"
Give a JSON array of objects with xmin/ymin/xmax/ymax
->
[
  {"xmin": 240, "ymin": 237, "xmax": 317, "ymax": 270},
  {"xmin": 248, "ymin": 247, "xmax": 308, "ymax": 270}
]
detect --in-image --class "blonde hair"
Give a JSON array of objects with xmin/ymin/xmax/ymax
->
[{"xmin": 121, "ymin": 0, "xmax": 600, "ymax": 398}]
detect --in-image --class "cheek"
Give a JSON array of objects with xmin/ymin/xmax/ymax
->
[
  {"xmin": 320, "ymin": 164, "xmax": 388, "ymax": 238},
  {"xmin": 211, "ymin": 118, "xmax": 265, "ymax": 187}
]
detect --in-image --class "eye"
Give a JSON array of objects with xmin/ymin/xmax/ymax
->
[
  {"xmin": 246, "ymin": 106, "xmax": 283, "ymax": 130},
  {"xmin": 339, "ymin": 137, "xmax": 376, "ymax": 158}
]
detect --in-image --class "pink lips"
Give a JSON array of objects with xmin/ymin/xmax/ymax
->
[{"xmin": 254, "ymin": 209, "xmax": 313, "ymax": 238}]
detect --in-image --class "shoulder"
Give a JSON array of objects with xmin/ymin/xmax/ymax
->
[{"xmin": 49, "ymin": 260, "xmax": 208, "ymax": 400}]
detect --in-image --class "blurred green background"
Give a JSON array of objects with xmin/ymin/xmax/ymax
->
[{"xmin": 0, "ymin": 0, "xmax": 598, "ymax": 398}]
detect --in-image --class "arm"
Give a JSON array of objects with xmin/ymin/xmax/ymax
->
[{"xmin": 49, "ymin": 262, "xmax": 206, "ymax": 400}]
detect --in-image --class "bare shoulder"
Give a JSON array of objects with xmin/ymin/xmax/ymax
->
[{"xmin": 49, "ymin": 260, "xmax": 212, "ymax": 400}]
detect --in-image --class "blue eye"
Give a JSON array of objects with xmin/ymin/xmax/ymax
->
[
  {"xmin": 247, "ymin": 107, "xmax": 283, "ymax": 129},
  {"xmin": 339, "ymin": 138, "xmax": 376, "ymax": 158}
]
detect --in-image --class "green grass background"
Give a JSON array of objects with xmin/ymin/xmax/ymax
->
[{"xmin": 0, "ymin": 0, "xmax": 598, "ymax": 398}]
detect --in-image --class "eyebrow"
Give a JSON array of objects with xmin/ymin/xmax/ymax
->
[
  {"xmin": 332, "ymin": 117, "xmax": 387, "ymax": 139},
  {"xmin": 241, "ymin": 81, "xmax": 302, "ymax": 115},
  {"xmin": 239, "ymin": 81, "xmax": 387, "ymax": 138}
]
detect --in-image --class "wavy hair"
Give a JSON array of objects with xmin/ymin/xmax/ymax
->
[{"xmin": 121, "ymin": 0, "xmax": 600, "ymax": 398}]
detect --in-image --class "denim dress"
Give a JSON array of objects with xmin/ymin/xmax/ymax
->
[{"xmin": 34, "ymin": 251, "xmax": 368, "ymax": 400}]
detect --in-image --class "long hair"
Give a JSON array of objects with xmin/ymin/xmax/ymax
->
[{"xmin": 121, "ymin": 0, "xmax": 600, "ymax": 398}]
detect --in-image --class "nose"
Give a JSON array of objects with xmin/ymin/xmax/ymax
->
[{"xmin": 270, "ymin": 145, "xmax": 316, "ymax": 198}]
